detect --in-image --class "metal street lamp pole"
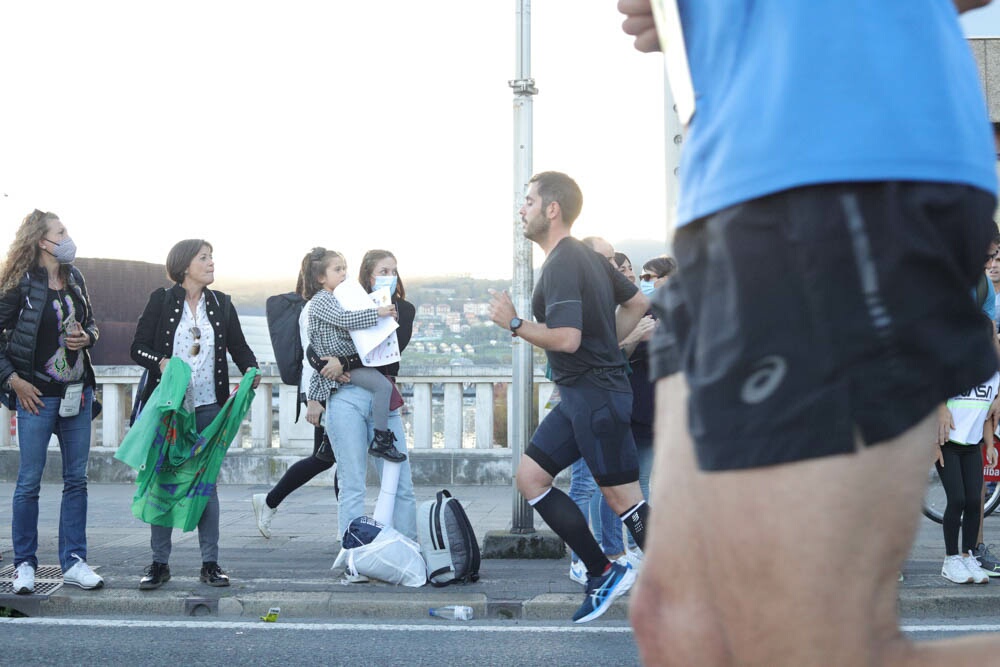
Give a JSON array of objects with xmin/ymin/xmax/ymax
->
[{"xmin": 508, "ymin": 0, "xmax": 538, "ymax": 534}]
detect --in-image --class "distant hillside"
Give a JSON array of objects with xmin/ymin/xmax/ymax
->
[{"xmin": 222, "ymin": 236, "xmax": 672, "ymax": 314}]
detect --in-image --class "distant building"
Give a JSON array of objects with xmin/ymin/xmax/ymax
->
[
  {"xmin": 417, "ymin": 304, "xmax": 436, "ymax": 316},
  {"xmin": 73, "ymin": 257, "xmax": 170, "ymax": 365},
  {"xmin": 435, "ymin": 304, "xmax": 451, "ymax": 316}
]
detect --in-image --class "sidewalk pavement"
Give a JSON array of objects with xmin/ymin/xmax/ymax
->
[{"xmin": 1, "ymin": 482, "xmax": 999, "ymax": 622}]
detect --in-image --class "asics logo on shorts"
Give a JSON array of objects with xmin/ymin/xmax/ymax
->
[{"xmin": 740, "ymin": 355, "xmax": 787, "ymax": 404}]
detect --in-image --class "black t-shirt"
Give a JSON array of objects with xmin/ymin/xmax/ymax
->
[
  {"xmin": 532, "ymin": 237, "xmax": 638, "ymax": 391},
  {"xmin": 33, "ymin": 287, "xmax": 85, "ymax": 396}
]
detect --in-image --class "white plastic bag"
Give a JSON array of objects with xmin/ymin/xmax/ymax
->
[{"xmin": 332, "ymin": 525, "xmax": 427, "ymax": 587}]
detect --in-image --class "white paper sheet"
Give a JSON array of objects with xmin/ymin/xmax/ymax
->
[{"xmin": 332, "ymin": 282, "xmax": 400, "ymax": 365}]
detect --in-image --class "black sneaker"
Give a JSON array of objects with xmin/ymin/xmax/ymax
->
[
  {"xmin": 139, "ymin": 562, "xmax": 171, "ymax": 590},
  {"xmin": 974, "ymin": 543, "xmax": 1000, "ymax": 577},
  {"xmin": 200, "ymin": 561, "xmax": 230, "ymax": 587},
  {"xmin": 368, "ymin": 428, "xmax": 406, "ymax": 463}
]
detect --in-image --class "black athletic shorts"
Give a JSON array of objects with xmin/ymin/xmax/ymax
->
[
  {"xmin": 649, "ymin": 181, "xmax": 999, "ymax": 471},
  {"xmin": 526, "ymin": 381, "xmax": 639, "ymax": 487}
]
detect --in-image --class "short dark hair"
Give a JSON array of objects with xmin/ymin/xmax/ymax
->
[
  {"xmin": 642, "ymin": 255, "xmax": 678, "ymax": 280},
  {"xmin": 166, "ymin": 239, "xmax": 213, "ymax": 283},
  {"xmin": 530, "ymin": 171, "xmax": 583, "ymax": 225}
]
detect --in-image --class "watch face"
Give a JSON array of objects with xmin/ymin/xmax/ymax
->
[{"xmin": 510, "ymin": 317, "xmax": 522, "ymax": 331}]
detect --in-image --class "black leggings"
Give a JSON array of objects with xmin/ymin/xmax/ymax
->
[
  {"xmin": 265, "ymin": 425, "xmax": 335, "ymax": 509},
  {"xmin": 935, "ymin": 441, "xmax": 984, "ymax": 556}
]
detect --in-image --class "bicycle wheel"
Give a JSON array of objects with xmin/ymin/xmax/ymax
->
[
  {"xmin": 922, "ymin": 466, "xmax": 1000, "ymax": 523},
  {"xmin": 922, "ymin": 465, "xmax": 946, "ymax": 524},
  {"xmin": 985, "ymin": 479, "xmax": 1000, "ymax": 518}
]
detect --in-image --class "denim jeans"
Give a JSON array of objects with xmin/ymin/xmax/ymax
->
[
  {"xmin": 149, "ymin": 403, "xmax": 221, "ymax": 564},
  {"xmin": 568, "ymin": 457, "xmax": 624, "ymax": 559},
  {"xmin": 327, "ymin": 384, "xmax": 417, "ymax": 541},
  {"xmin": 13, "ymin": 386, "xmax": 94, "ymax": 571}
]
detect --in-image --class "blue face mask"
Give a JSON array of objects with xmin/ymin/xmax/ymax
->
[
  {"xmin": 374, "ymin": 275, "xmax": 398, "ymax": 295},
  {"xmin": 639, "ymin": 279, "xmax": 656, "ymax": 296}
]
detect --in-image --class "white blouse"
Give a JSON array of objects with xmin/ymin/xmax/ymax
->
[{"xmin": 174, "ymin": 293, "xmax": 217, "ymax": 408}]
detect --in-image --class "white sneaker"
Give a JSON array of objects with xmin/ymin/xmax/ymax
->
[
  {"xmin": 942, "ymin": 554, "xmax": 974, "ymax": 584},
  {"xmin": 624, "ymin": 547, "xmax": 644, "ymax": 571},
  {"xmin": 252, "ymin": 493, "xmax": 277, "ymax": 539},
  {"xmin": 965, "ymin": 552, "xmax": 990, "ymax": 584},
  {"xmin": 12, "ymin": 562, "xmax": 34, "ymax": 595},
  {"xmin": 569, "ymin": 559, "xmax": 587, "ymax": 585},
  {"xmin": 63, "ymin": 554, "xmax": 104, "ymax": 590}
]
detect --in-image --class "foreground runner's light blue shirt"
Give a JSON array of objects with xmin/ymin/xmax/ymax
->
[{"xmin": 675, "ymin": 1, "xmax": 997, "ymax": 227}]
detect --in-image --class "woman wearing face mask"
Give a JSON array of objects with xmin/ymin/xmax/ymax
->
[
  {"xmin": 321, "ymin": 249, "xmax": 418, "ymax": 546},
  {"xmin": 130, "ymin": 239, "xmax": 259, "ymax": 590},
  {"xmin": 0, "ymin": 209, "xmax": 104, "ymax": 594},
  {"xmin": 605, "ymin": 254, "xmax": 678, "ymax": 558}
]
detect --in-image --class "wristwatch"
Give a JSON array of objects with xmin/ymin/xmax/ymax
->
[
  {"xmin": 3, "ymin": 372, "xmax": 18, "ymax": 391},
  {"xmin": 509, "ymin": 317, "xmax": 524, "ymax": 337}
]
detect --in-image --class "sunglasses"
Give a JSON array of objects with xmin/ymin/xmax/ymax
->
[{"xmin": 189, "ymin": 326, "xmax": 202, "ymax": 356}]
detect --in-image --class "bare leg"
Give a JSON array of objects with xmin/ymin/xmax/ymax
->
[{"xmin": 631, "ymin": 375, "xmax": 1000, "ymax": 667}]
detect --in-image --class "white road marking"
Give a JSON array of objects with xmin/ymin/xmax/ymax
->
[
  {"xmin": 1, "ymin": 617, "xmax": 633, "ymax": 633},
  {"xmin": 901, "ymin": 624, "xmax": 1000, "ymax": 633}
]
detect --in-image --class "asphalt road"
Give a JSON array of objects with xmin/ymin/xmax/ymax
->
[{"xmin": 3, "ymin": 617, "xmax": 642, "ymax": 667}]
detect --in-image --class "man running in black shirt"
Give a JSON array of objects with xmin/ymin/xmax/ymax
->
[{"xmin": 489, "ymin": 171, "xmax": 650, "ymax": 623}]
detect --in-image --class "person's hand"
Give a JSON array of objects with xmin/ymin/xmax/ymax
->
[
  {"xmin": 377, "ymin": 304, "xmax": 397, "ymax": 318},
  {"xmin": 336, "ymin": 371, "xmax": 351, "ymax": 384},
  {"xmin": 251, "ymin": 374, "xmax": 261, "ymax": 389},
  {"xmin": 987, "ymin": 444, "xmax": 998, "ymax": 469},
  {"xmin": 305, "ymin": 400, "xmax": 324, "ymax": 427},
  {"xmin": 158, "ymin": 358, "xmax": 169, "ymax": 374},
  {"xmin": 488, "ymin": 289, "xmax": 517, "ymax": 330},
  {"xmin": 619, "ymin": 0, "xmax": 661, "ymax": 53},
  {"xmin": 63, "ymin": 324, "xmax": 90, "ymax": 351},
  {"xmin": 937, "ymin": 403, "xmax": 954, "ymax": 446},
  {"xmin": 11, "ymin": 375, "xmax": 43, "ymax": 416},
  {"xmin": 622, "ymin": 316, "xmax": 657, "ymax": 346},
  {"xmin": 319, "ymin": 356, "xmax": 344, "ymax": 380},
  {"xmin": 936, "ymin": 445, "xmax": 944, "ymax": 468}
]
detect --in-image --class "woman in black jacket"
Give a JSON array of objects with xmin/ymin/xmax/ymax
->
[
  {"xmin": 0, "ymin": 209, "xmax": 104, "ymax": 594},
  {"xmin": 129, "ymin": 239, "xmax": 258, "ymax": 591}
]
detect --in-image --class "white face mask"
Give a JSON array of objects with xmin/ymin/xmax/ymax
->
[
  {"xmin": 45, "ymin": 237, "xmax": 77, "ymax": 264},
  {"xmin": 374, "ymin": 275, "xmax": 397, "ymax": 296},
  {"xmin": 639, "ymin": 279, "xmax": 656, "ymax": 296}
]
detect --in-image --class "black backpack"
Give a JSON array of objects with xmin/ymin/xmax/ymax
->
[{"xmin": 266, "ymin": 292, "xmax": 306, "ymax": 386}]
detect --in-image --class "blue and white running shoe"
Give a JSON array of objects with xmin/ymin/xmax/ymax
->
[{"xmin": 572, "ymin": 561, "xmax": 636, "ymax": 623}]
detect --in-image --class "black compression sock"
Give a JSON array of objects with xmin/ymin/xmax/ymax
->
[
  {"xmin": 531, "ymin": 487, "xmax": 609, "ymax": 578},
  {"xmin": 620, "ymin": 500, "xmax": 650, "ymax": 551}
]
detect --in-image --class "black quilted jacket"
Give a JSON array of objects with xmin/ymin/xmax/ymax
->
[{"xmin": 0, "ymin": 265, "xmax": 99, "ymax": 403}]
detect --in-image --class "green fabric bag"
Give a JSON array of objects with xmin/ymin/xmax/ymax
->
[{"xmin": 115, "ymin": 358, "xmax": 259, "ymax": 531}]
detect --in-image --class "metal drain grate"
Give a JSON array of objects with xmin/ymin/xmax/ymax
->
[{"xmin": 0, "ymin": 564, "xmax": 64, "ymax": 595}]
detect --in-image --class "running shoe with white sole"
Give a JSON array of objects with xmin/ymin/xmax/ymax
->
[
  {"xmin": 569, "ymin": 559, "xmax": 587, "ymax": 585},
  {"xmin": 12, "ymin": 562, "xmax": 34, "ymax": 595},
  {"xmin": 572, "ymin": 561, "xmax": 636, "ymax": 623},
  {"xmin": 252, "ymin": 493, "xmax": 277, "ymax": 539},
  {"xmin": 964, "ymin": 552, "xmax": 990, "ymax": 584},
  {"xmin": 973, "ymin": 543, "xmax": 1000, "ymax": 577},
  {"xmin": 942, "ymin": 554, "xmax": 974, "ymax": 584},
  {"xmin": 63, "ymin": 554, "xmax": 104, "ymax": 590}
]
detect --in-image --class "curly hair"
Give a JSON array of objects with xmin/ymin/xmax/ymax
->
[
  {"xmin": 0, "ymin": 209, "xmax": 64, "ymax": 293},
  {"xmin": 297, "ymin": 247, "xmax": 344, "ymax": 300},
  {"xmin": 358, "ymin": 249, "xmax": 405, "ymax": 300}
]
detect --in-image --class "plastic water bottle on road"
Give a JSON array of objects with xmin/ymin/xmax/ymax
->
[{"xmin": 429, "ymin": 605, "xmax": 473, "ymax": 620}]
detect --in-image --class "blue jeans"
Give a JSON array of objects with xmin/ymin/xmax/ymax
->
[
  {"xmin": 12, "ymin": 386, "xmax": 94, "ymax": 571},
  {"xmin": 568, "ymin": 458, "xmax": 624, "ymax": 559},
  {"xmin": 327, "ymin": 384, "xmax": 417, "ymax": 541}
]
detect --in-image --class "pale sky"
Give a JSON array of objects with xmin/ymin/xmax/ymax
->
[{"xmin": 0, "ymin": 1, "xmax": 667, "ymax": 282}]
